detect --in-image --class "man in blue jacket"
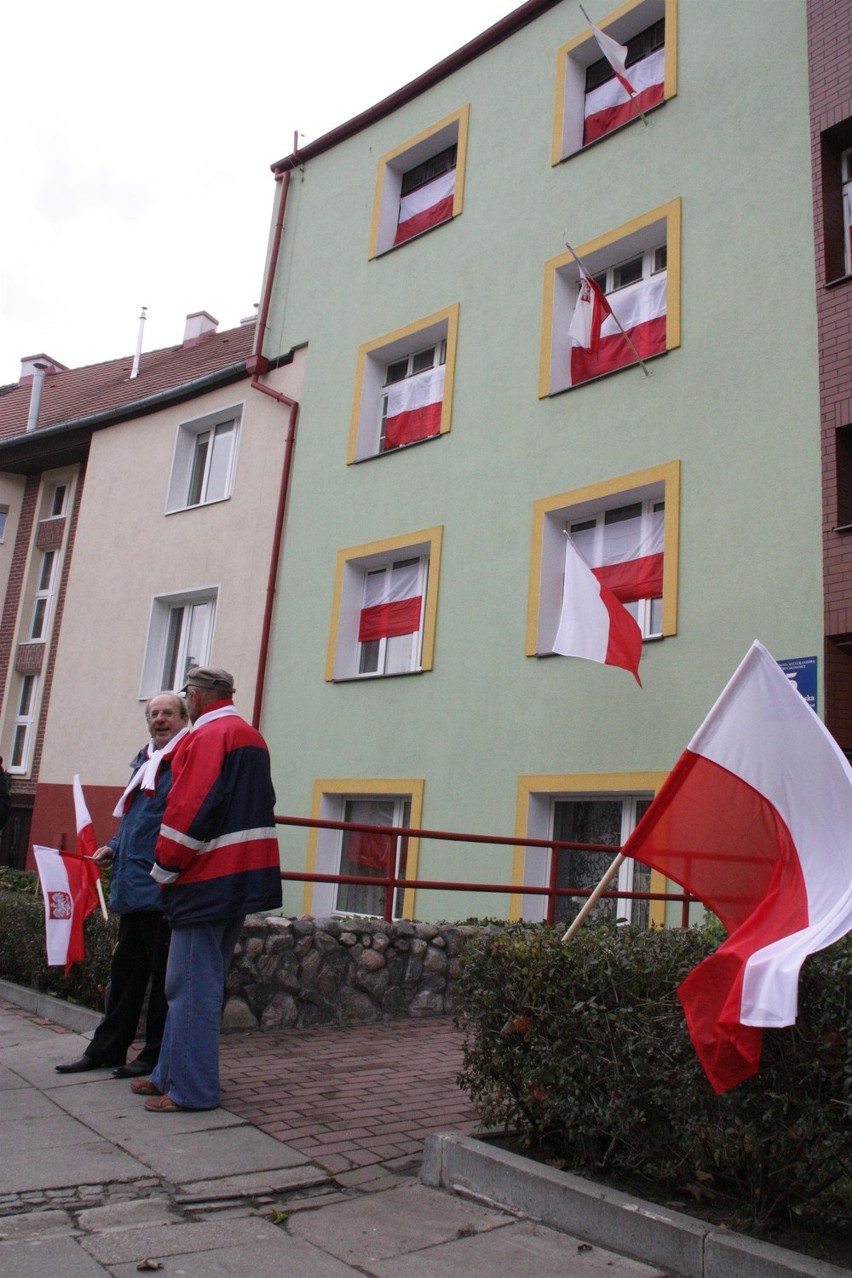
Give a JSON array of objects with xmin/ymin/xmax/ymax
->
[
  {"xmin": 55, "ymin": 693, "xmax": 189, "ymax": 1076},
  {"xmin": 132, "ymin": 666, "xmax": 281, "ymax": 1112}
]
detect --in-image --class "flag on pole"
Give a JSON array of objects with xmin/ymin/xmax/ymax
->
[
  {"xmin": 73, "ymin": 773, "xmax": 98, "ymax": 859},
  {"xmin": 553, "ymin": 534, "xmax": 643, "ymax": 685},
  {"xmin": 587, "ymin": 19, "xmax": 635, "ymax": 94},
  {"xmin": 568, "ymin": 270, "xmax": 612, "ymax": 355},
  {"xmin": 33, "ymin": 844, "xmax": 101, "ymax": 974},
  {"xmin": 569, "ymin": 273, "xmax": 666, "ymax": 386},
  {"xmin": 621, "ymin": 641, "xmax": 852, "ymax": 1093},
  {"xmin": 584, "ymin": 47, "xmax": 665, "ymax": 144}
]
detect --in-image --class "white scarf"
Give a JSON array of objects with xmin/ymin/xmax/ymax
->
[{"xmin": 112, "ymin": 725, "xmax": 189, "ymax": 818}]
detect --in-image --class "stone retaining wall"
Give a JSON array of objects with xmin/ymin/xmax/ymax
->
[{"xmin": 222, "ymin": 915, "xmax": 481, "ymax": 1032}]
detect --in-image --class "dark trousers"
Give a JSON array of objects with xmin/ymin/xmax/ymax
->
[{"xmin": 86, "ymin": 912, "xmax": 170, "ymax": 1067}]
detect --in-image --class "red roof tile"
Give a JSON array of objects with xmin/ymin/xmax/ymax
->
[{"xmin": 0, "ymin": 325, "xmax": 255, "ymax": 443}]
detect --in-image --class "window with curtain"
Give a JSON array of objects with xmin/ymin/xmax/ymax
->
[
  {"xmin": 552, "ymin": 795, "xmax": 652, "ymax": 926},
  {"xmin": 336, "ymin": 796, "xmax": 411, "ymax": 918}
]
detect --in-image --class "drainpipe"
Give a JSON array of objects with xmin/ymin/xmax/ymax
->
[
  {"xmin": 26, "ymin": 361, "xmax": 49, "ymax": 432},
  {"xmin": 249, "ymin": 163, "xmax": 299, "ymax": 730}
]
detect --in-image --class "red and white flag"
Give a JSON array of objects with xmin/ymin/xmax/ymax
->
[
  {"xmin": 844, "ymin": 183, "xmax": 852, "ymax": 275},
  {"xmin": 568, "ymin": 271, "xmax": 612, "ymax": 355},
  {"xmin": 359, "ymin": 560, "xmax": 422, "ymax": 643},
  {"xmin": 622, "ymin": 641, "xmax": 852, "ymax": 1093},
  {"xmin": 33, "ymin": 844, "xmax": 101, "ymax": 974},
  {"xmin": 570, "ymin": 273, "xmax": 666, "ymax": 387},
  {"xmin": 572, "ymin": 504, "xmax": 664, "ymax": 605},
  {"xmin": 73, "ymin": 773, "xmax": 98, "ymax": 859},
  {"xmin": 552, "ymin": 535, "xmax": 643, "ymax": 684},
  {"xmin": 383, "ymin": 365, "xmax": 445, "ymax": 450},
  {"xmin": 584, "ymin": 46, "xmax": 665, "ymax": 144},
  {"xmin": 393, "ymin": 170, "xmax": 455, "ymax": 246},
  {"xmin": 587, "ymin": 18, "xmax": 635, "ymax": 96}
]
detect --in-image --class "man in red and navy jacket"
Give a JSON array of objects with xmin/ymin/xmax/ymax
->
[{"xmin": 133, "ymin": 666, "xmax": 282, "ymax": 1113}]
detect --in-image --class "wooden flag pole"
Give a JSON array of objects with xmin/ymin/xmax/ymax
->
[
  {"xmin": 95, "ymin": 876, "xmax": 108, "ymax": 921},
  {"xmin": 578, "ymin": 4, "xmax": 650, "ymax": 127},
  {"xmin": 561, "ymin": 853, "xmax": 625, "ymax": 942},
  {"xmin": 563, "ymin": 241, "xmax": 651, "ymax": 378}
]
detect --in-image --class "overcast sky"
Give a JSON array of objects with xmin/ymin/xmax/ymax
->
[{"xmin": 1, "ymin": 0, "xmax": 518, "ymax": 386}]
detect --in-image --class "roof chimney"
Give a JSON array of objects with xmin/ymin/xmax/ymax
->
[
  {"xmin": 130, "ymin": 306, "xmax": 147, "ymax": 379},
  {"xmin": 26, "ymin": 361, "xmax": 50, "ymax": 432},
  {"xmin": 19, "ymin": 354, "xmax": 66, "ymax": 384},
  {"xmin": 183, "ymin": 311, "xmax": 219, "ymax": 347}
]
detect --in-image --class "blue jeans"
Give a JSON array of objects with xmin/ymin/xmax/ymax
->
[{"xmin": 151, "ymin": 916, "xmax": 244, "ymax": 1109}]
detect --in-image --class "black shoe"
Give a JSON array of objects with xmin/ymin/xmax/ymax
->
[
  {"xmin": 55, "ymin": 1055, "xmax": 109, "ymax": 1074},
  {"xmin": 112, "ymin": 1059, "xmax": 154, "ymax": 1079}
]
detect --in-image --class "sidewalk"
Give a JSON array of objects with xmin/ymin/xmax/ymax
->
[
  {"xmin": 0, "ymin": 987, "xmax": 846, "ymax": 1278},
  {"xmin": 0, "ymin": 989, "xmax": 671, "ymax": 1278}
]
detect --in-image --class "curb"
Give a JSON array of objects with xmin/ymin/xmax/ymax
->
[
  {"xmin": 421, "ymin": 1132, "xmax": 851, "ymax": 1278},
  {"xmin": 0, "ymin": 979, "xmax": 101, "ymax": 1035}
]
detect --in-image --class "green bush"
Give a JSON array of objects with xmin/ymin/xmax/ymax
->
[
  {"xmin": 0, "ymin": 873, "xmax": 117, "ymax": 1011},
  {"xmin": 455, "ymin": 923, "xmax": 851, "ymax": 1225}
]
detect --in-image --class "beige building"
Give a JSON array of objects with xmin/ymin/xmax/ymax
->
[{"xmin": 0, "ymin": 313, "xmax": 302, "ymax": 863}]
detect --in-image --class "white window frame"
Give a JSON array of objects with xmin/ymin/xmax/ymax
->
[
  {"xmin": 166, "ymin": 405, "xmax": 241, "ymax": 513},
  {"xmin": 0, "ymin": 506, "xmax": 8, "ymax": 542},
  {"xmin": 369, "ymin": 107, "xmax": 469, "ymax": 259},
  {"xmin": 8, "ymin": 675, "xmax": 38, "ymax": 775},
  {"xmin": 843, "ymin": 147, "xmax": 852, "ymax": 276},
  {"xmin": 349, "ymin": 307, "xmax": 458, "ymax": 463},
  {"xmin": 326, "ymin": 528, "xmax": 443, "ymax": 682},
  {"xmin": 327, "ymin": 794, "xmax": 412, "ymax": 919},
  {"xmin": 140, "ymin": 587, "xmax": 217, "ymax": 697},
  {"xmin": 29, "ymin": 549, "xmax": 59, "ymax": 641}
]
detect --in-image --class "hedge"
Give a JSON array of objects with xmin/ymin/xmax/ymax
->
[{"xmin": 455, "ymin": 922, "xmax": 851, "ymax": 1225}]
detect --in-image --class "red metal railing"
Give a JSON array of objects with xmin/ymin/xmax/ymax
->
[{"xmin": 275, "ymin": 814, "xmax": 694, "ymax": 927}]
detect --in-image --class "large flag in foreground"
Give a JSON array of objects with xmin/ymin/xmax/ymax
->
[
  {"xmin": 33, "ymin": 844, "xmax": 101, "ymax": 974},
  {"xmin": 553, "ymin": 534, "xmax": 643, "ymax": 684},
  {"xmin": 622, "ymin": 641, "xmax": 852, "ymax": 1093}
]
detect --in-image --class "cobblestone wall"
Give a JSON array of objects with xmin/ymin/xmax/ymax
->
[{"xmin": 222, "ymin": 915, "xmax": 479, "ymax": 1031}]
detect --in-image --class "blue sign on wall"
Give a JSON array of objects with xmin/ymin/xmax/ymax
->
[{"xmin": 778, "ymin": 656, "xmax": 818, "ymax": 711}]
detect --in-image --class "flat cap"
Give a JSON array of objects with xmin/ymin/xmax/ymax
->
[{"xmin": 180, "ymin": 666, "xmax": 235, "ymax": 696}]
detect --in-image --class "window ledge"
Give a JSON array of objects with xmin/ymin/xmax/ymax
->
[
  {"xmin": 826, "ymin": 273, "xmax": 852, "ymax": 289},
  {"xmin": 332, "ymin": 669, "xmax": 424, "ymax": 684},
  {"xmin": 833, "ymin": 523, "xmax": 852, "ymax": 534}
]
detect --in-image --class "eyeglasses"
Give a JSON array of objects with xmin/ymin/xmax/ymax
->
[{"xmin": 146, "ymin": 709, "xmax": 180, "ymax": 720}]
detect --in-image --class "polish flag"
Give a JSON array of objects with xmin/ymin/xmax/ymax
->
[
  {"xmin": 33, "ymin": 844, "xmax": 101, "ymax": 974},
  {"xmin": 552, "ymin": 535, "xmax": 643, "ymax": 684},
  {"xmin": 587, "ymin": 19, "xmax": 635, "ymax": 96},
  {"xmin": 584, "ymin": 46, "xmax": 665, "ymax": 144},
  {"xmin": 621, "ymin": 641, "xmax": 852, "ymax": 1093},
  {"xmin": 570, "ymin": 273, "xmax": 666, "ymax": 386},
  {"xmin": 393, "ymin": 170, "xmax": 456, "ymax": 246},
  {"xmin": 568, "ymin": 271, "xmax": 612, "ymax": 354},
  {"xmin": 383, "ymin": 365, "xmax": 445, "ymax": 450},
  {"xmin": 572, "ymin": 504, "xmax": 664, "ymax": 605},
  {"xmin": 73, "ymin": 773, "xmax": 98, "ymax": 859},
  {"xmin": 359, "ymin": 560, "xmax": 422, "ymax": 643}
]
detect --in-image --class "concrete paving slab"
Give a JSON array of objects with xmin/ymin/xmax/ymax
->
[
  {"xmin": 367, "ymin": 1218, "xmax": 668, "ymax": 1277},
  {"xmin": 0, "ymin": 1086, "xmax": 60, "ymax": 1119},
  {"xmin": 0, "ymin": 1234, "xmax": 109, "ymax": 1277},
  {"xmin": 106, "ymin": 1232, "xmax": 365, "ymax": 1277},
  {"xmin": 0, "ymin": 1209, "xmax": 75, "ymax": 1242},
  {"xmin": 49, "ymin": 1078, "xmax": 245, "ymax": 1131},
  {"xmin": 0, "ymin": 1064, "xmax": 27, "ymax": 1091},
  {"xmin": 2, "ymin": 1113, "xmax": 114, "ymax": 1151},
  {"xmin": 111, "ymin": 1121, "xmax": 309, "ymax": 1184},
  {"xmin": 79, "ymin": 1214, "xmax": 345, "ymax": 1269},
  {"xmin": 287, "ymin": 1180, "xmax": 514, "ymax": 1266},
  {"xmin": 0, "ymin": 1139, "xmax": 148, "ymax": 1196},
  {"xmin": 173, "ymin": 1164, "xmax": 330, "ymax": 1202},
  {"xmin": 76, "ymin": 1197, "xmax": 183, "ymax": 1233}
]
